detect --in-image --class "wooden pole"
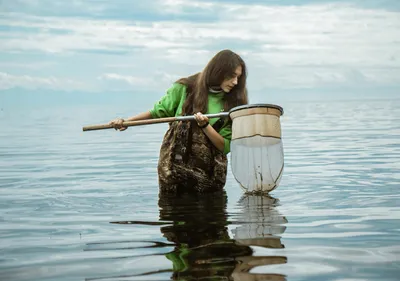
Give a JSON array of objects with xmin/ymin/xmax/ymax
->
[{"xmin": 82, "ymin": 112, "xmax": 230, "ymax": 131}]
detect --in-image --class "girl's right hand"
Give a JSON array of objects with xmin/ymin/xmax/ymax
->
[{"xmin": 109, "ymin": 118, "xmax": 127, "ymax": 131}]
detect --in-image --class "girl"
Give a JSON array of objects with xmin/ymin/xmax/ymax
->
[{"xmin": 110, "ymin": 49, "xmax": 248, "ymax": 193}]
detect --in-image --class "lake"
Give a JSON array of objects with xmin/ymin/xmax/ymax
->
[{"xmin": 0, "ymin": 98, "xmax": 399, "ymax": 281}]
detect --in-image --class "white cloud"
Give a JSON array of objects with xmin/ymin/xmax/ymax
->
[
  {"xmin": 0, "ymin": 1, "xmax": 399, "ymax": 91},
  {"xmin": 0, "ymin": 62, "xmax": 56, "ymax": 70},
  {"xmin": 159, "ymin": 0, "xmax": 215, "ymax": 14},
  {"xmin": 98, "ymin": 73, "xmax": 150, "ymax": 85},
  {"xmin": 0, "ymin": 72, "xmax": 89, "ymax": 91}
]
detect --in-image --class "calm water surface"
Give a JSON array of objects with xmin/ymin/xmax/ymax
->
[{"xmin": 0, "ymin": 99, "xmax": 399, "ymax": 281}]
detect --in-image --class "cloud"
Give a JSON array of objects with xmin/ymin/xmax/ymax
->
[
  {"xmin": 0, "ymin": 72, "xmax": 89, "ymax": 91},
  {"xmin": 0, "ymin": 1, "xmax": 399, "ymax": 92},
  {"xmin": 0, "ymin": 0, "xmax": 110, "ymax": 17},
  {"xmin": 0, "ymin": 62, "xmax": 56, "ymax": 70},
  {"xmin": 98, "ymin": 73, "xmax": 150, "ymax": 86}
]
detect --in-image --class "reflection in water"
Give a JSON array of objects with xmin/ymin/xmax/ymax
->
[
  {"xmin": 233, "ymin": 195, "xmax": 287, "ymax": 249},
  {"xmin": 231, "ymin": 195, "xmax": 288, "ymax": 281},
  {"xmin": 104, "ymin": 191, "xmax": 288, "ymax": 281},
  {"xmin": 157, "ymin": 191, "xmax": 288, "ymax": 281}
]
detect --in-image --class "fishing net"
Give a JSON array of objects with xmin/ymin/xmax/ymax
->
[{"xmin": 229, "ymin": 104, "xmax": 284, "ymax": 194}]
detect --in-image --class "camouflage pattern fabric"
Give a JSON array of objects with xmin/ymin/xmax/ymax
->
[{"xmin": 158, "ymin": 120, "xmax": 228, "ymax": 194}]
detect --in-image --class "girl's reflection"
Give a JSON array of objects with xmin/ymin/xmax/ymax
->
[{"xmin": 158, "ymin": 191, "xmax": 287, "ymax": 280}]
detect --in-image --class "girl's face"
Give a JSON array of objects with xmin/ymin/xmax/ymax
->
[{"xmin": 220, "ymin": 66, "xmax": 242, "ymax": 93}]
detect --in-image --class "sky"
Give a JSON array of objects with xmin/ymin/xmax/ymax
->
[{"xmin": 0, "ymin": 0, "xmax": 399, "ymax": 105}]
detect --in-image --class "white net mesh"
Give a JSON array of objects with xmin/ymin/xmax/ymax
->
[{"xmin": 231, "ymin": 136, "xmax": 284, "ymax": 193}]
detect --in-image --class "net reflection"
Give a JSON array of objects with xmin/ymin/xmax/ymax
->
[
  {"xmin": 233, "ymin": 195, "xmax": 287, "ymax": 248},
  {"xmin": 158, "ymin": 191, "xmax": 287, "ymax": 281},
  {"xmin": 231, "ymin": 194, "xmax": 288, "ymax": 281}
]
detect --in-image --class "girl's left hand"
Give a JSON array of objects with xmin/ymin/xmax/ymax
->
[{"xmin": 194, "ymin": 112, "xmax": 209, "ymax": 128}]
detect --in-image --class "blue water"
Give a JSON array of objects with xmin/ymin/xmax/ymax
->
[{"xmin": 0, "ymin": 98, "xmax": 399, "ymax": 281}]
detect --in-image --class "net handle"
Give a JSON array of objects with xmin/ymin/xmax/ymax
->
[{"xmin": 82, "ymin": 112, "xmax": 230, "ymax": 131}]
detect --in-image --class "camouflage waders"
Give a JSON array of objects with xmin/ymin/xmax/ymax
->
[{"xmin": 158, "ymin": 119, "xmax": 228, "ymax": 194}]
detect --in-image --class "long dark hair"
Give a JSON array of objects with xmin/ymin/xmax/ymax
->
[{"xmin": 176, "ymin": 49, "xmax": 248, "ymax": 115}]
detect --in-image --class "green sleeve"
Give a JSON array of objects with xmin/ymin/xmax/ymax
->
[
  {"xmin": 149, "ymin": 83, "xmax": 186, "ymax": 118},
  {"xmin": 219, "ymin": 122, "xmax": 232, "ymax": 155}
]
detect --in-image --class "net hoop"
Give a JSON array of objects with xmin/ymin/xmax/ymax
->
[{"xmin": 229, "ymin": 103, "xmax": 284, "ymax": 116}]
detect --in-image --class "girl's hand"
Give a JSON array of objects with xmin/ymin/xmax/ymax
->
[
  {"xmin": 109, "ymin": 118, "xmax": 127, "ymax": 131},
  {"xmin": 194, "ymin": 112, "xmax": 209, "ymax": 128}
]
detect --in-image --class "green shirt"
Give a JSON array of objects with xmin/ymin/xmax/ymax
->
[{"xmin": 149, "ymin": 83, "xmax": 232, "ymax": 155}]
